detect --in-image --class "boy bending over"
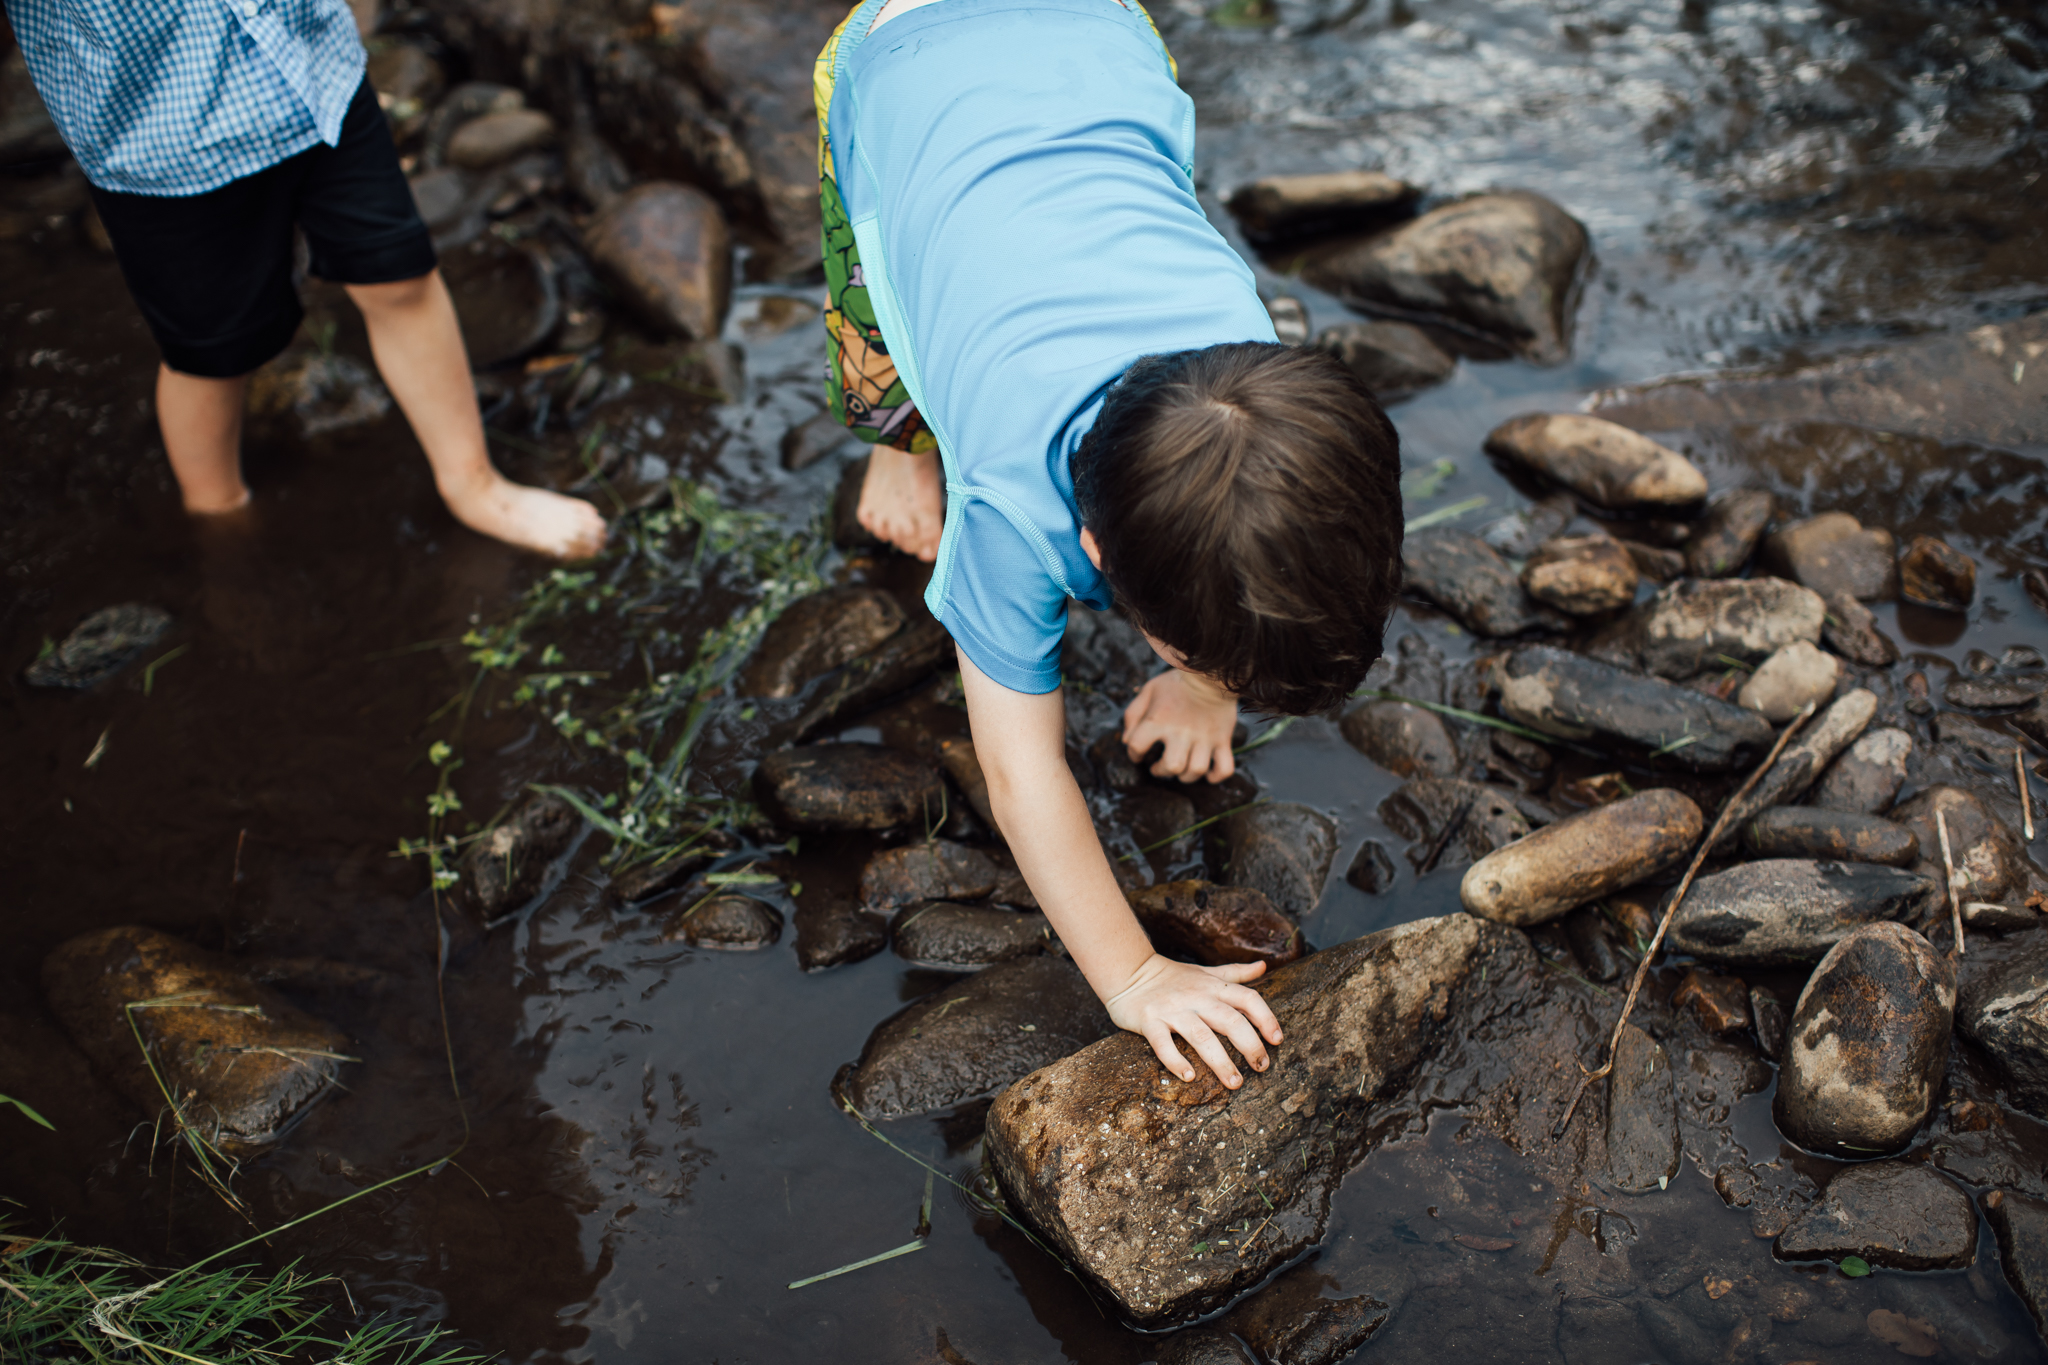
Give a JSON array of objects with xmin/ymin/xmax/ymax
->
[
  {"xmin": 815, "ymin": 0, "xmax": 1404, "ymax": 1085},
  {"xmin": 8, "ymin": 0, "xmax": 606, "ymax": 558}
]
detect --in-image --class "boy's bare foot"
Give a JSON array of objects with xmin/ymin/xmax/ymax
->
[
  {"xmin": 858, "ymin": 444, "xmax": 943, "ymax": 562},
  {"xmin": 186, "ymin": 485, "xmax": 254, "ymax": 516},
  {"xmin": 441, "ymin": 470, "xmax": 610, "ymax": 559}
]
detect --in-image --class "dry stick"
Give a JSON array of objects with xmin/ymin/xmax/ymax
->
[
  {"xmin": 2020, "ymin": 747, "xmax": 2036, "ymax": 843},
  {"xmin": 1937, "ymin": 809, "xmax": 1964, "ymax": 960},
  {"xmin": 1552, "ymin": 700, "xmax": 1818, "ymax": 1139}
]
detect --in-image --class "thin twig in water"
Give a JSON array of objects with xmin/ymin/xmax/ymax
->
[
  {"xmin": 1418, "ymin": 793, "xmax": 1476, "ymax": 876},
  {"xmin": 1937, "ymin": 809, "xmax": 1964, "ymax": 959},
  {"xmin": 1553, "ymin": 700, "xmax": 1818, "ymax": 1139},
  {"xmin": 2020, "ymin": 748, "xmax": 2036, "ymax": 842},
  {"xmin": 1117, "ymin": 799, "xmax": 1265, "ymax": 861}
]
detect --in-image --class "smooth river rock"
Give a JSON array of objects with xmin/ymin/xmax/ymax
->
[
  {"xmin": 755, "ymin": 744, "xmax": 946, "ymax": 831},
  {"xmin": 1129, "ymin": 882, "xmax": 1304, "ymax": 969},
  {"xmin": 584, "ymin": 182, "xmax": 732, "ymax": 341},
  {"xmin": 1741, "ymin": 807, "xmax": 1919, "ymax": 867},
  {"xmin": 1759, "ymin": 512, "xmax": 1898, "ymax": 601},
  {"xmin": 1810, "ymin": 726, "xmax": 1913, "ymax": 814},
  {"xmin": 1776, "ymin": 1161, "xmax": 1977, "ymax": 1270},
  {"xmin": 1776, "ymin": 922, "xmax": 1955, "ymax": 1156},
  {"xmin": 1215, "ymin": 803, "xmax": 1338, "ymax": 919},
  {"xmin": 463, "ymin": 790, "xmax": 580, "ymax": 916},
  {"xmin": 833, "ymin": 955, "xmax": 1112, "ymax": 1120},
  {"xmin": 42, "ymin": 926, "xmax": 348, "ymax": 1151},
  {"xmin": 1737, "ymin": 640, "xmax": 1842, "ymax": 722},
  {"xmin": 1712, "ymin": 689, "xmax": 1878, "ymax": 847},
  {"xmin": 1299, "ymin": 191, "xmax": 1589, "ymax": 364},
  {"xmin": 445, "ymin": 107, "xmax": 556, "ymax": 168},
  {"xmin": 1460, "ymin": 788, "xmax": 1701, "ymax": 926},
  {"xmin": 890, "ymin": 902, "xmax": 1049, "ymax": 971},
  {"xmin": 661, "ymin": 893, "xmax": 782, "ymax": 949},
  {"xmin": 1958, "ymin": 941, "xmax": 2048, "ymax": 1121},
  {"xmin": 784, "ymin": 614, "xmax": 954, "ymax": 743},
  {"xmin": 986, "ymin": 914, "xmax": 1500, "ymax": 1325},
  {"xmin": 858, "ymin": 840, "xmax": 998, "ymax": 911},
  {"xmin": 1378, "ymin": 776, "xmax": 1532, "ymax": 866},
  {"xmin": 1401, "ymin": 529, "xmax": 1559, "ymax": 636},
  {"xmin": 1684, "ymin": 489, "xmax": 1775, "ymax": 579},
  {"xmin": 736, "ymin": 586, "xmax": 903, "ymax": 698},
  {"xmin": 1339, "ymin": 698, "xmax": 1458, "ymax": 778},
  {"xmin": 1666, "ymin": 859, "xmax": 1938, "ymax": 966},
  {"xmin": 1494, "ymin": 645, "xmax": 1775, "ymax": 772},
  {"xmin": 22, "ymin": 603, "xmax": 173, "ymax": 689},
  {"xmin": 1226, "ymin": 169, "xmax": 1419, "ymax": 242},
  {"xmin": 1898, "ymin": 534, "xmax": 1976, "ymax": 611},
  {"xmin": 1314, "ymin": 320, "xmax": 1456, "ymax": 402},
  {"xmin": 792, "ymin": 896, "xmax": 887, "ymax": 972},
  {"xmin": 1484, "ymin": 413, "xmax": 1707, "ymax": 511},
  {"xmin": 1520, "ymin": 534, "xmax": 1640, "ymax": 616},
  {"xmin": 1892, "ymin": 785, "xmax": 2028, "ymax": 905},
  {"xmin": 1626, "ymin": 577, "xmax": 1827, "ymax": 680},
  {"xmin": 1604, "ymin": 1022, "xmax": 1680, "ymax": 1193},
  {"xmin": 1821, "ymin": 590, "xmax": 1900, "ymax": 666}
]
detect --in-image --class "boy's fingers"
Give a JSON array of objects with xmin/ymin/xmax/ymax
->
[
  {"xmin": 1210, "ymin": 745, "xmax": 1236, "ymax": 782},
  {"xmin": 1178, "ymin": 741, "xmax": 1211, "ymax": 784},
  {"xmin": 1144, "ymin": 1025, "xmax": 1196, "ymax": 1083},
  {"xmin": 1208, "ymin": 960, "xmax": 1266, "ymax": 982},
  {"xmin": 1176, "ymin": 1017, "xmax": 1243, "ymax": 1088},
  {"xmin": 1228, "ymin": 984, "xmax": 1285, "ymax": 1044},
  {"xmin": 1152, "ymin": 733, "xmax": 1193, "ymax": 778},
  {"xmin": 1204, "ymin": 1004, "xmax": 1270, "ymax": 1073}
]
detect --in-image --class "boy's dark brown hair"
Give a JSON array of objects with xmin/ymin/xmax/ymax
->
[{"xmin": 1074, "ymin": 340, "xmax": 1402, "ymax": 716}]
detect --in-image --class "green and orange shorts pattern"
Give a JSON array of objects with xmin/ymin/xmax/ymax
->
[{"xmin": 811, "ymin": 0, "xmax": 1171, "ymax": 456}]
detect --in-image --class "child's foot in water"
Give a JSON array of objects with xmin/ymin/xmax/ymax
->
[
  {"xmin": 857, "ymin": 443, "xmax": 943, "ymax": 562},
  {"xmin": 441, "ymin": 469, "xmax": 610, "ymax": 560}
]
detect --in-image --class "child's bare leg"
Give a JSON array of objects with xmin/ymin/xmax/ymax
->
[
  {"xmin": 346, "ymin": 271, "xmax": 608, "ymax": 559},
  {"xmin": 857, "ymin": 443, "xmax": 943, "ymax": 561},
  {"xmin": 157, "ymin": 365, "xmax": 253, "ymax": 514}
]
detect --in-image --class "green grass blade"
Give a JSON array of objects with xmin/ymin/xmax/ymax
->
[
  {"xmin": 787, "ymin": 1238, "xmax": 926, "ymax": 1289},
  {"xmin": 0, "ymin": 1092, "xmax": 55, "ymax": 1130}
]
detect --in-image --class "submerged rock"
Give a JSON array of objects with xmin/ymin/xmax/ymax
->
[
  {"xmin": 1898, "ymin": 534, "xmax": 1975, "ymax": 611},
  {"xmin": 1684, "ymin": 490, "xmax": 1775, "ymax": 579},
  {"xmin": 1821, "ymin": 590, "xmax": 1900, "ymax": 667},
  {"xmin": 22, "ymin": 603, "xmax": 173, "ymax": 689},
  {"xmin": 1315, "ymin": 320, "xmax": 1455, "ymax": 402},
  {"xmin": 661, "ymin": 893, "xmax": 782, "ymax": 950},
  {"xmin": 1626, "ymin": 577, "xmax": 1827, "ymax": 680},
  {"xmin": 756, "ymin": 744, "xmax": 945, "ymax": 831},
  {"xmin": 1339, "ymin": 698, "xmax": 1457, "ymax": 778},
  {"xmin": 1892, "ymin": 785, "xmax": 2027, "ymax": 905},
  {"xmin": 1401, "ymin": 529, "xmax": 1560, "ymax": 637},
  {"xmin": 1759, "ymin": 513, "xmax": 1898, "ymax": 601},
  {"xmin": 1460, "ymin": 788, "xmax": 1700, "ymax": 927},
  {"xmin": 1378, "ymin": 776, "xmax": 1531, "ymax": 866},
  {"xmin": 1481, "ymin": 491, "xmax": 1576, "ymax": 559},
  {"xmin": 1667, "ymin": 859, "xmax": 1938, "ymax": 966},
  {"xmin": 1673, "ymin": 969, "xmax": 1750, "ymax": 1035},
  {"xmin": 1604, "ymin": 1022, "xmax": 1679, "ymax": 1193},
  {"xmin": 1156, "ymin": 1331, "xmax": 1259, "ymax": 1365},
  {"xmin": 1988, "ymin": 1191, "xmax": 2048, "ymax": 1343},
  {"xmin": 1484, "ymin": 414, "xmax": 1707, "ymax": 511},
  {"xmin": 1946, "ymin": 674, "xmax": 2048, "ymax": 709},
  {"xmin": 890, "ymin": 901, "xmax": 1049, "ymax": 971},
  {"xmin": 784, "ymin": 615, "xmax": 954, "ymax": 743},
  {"xmin": 1129, "ymin": 882, "xmax": 1303, "ymax": 968},
  {"xmin": 1300, "ymin": 192, "xmax": 1589, "ymax": 364},
  {"xmin": 1494, "ymin": 645, "xmax": 1775, "ymax": 772},
  {"xmin": 792, "ymin": 897, "xmax": 887, "ymax": 972},
  {"xmin": 737, "ymin": 587, "xmax": 903, "ymax": 698},
  {"xmin": 1737, "ymin": 640, "xmax": 1842, "ymax": 722},
  {"xmin": 1226, "ymin": 169, "xmax": 1419, "ymax": 242},
  {"xmin": 462, "ymin": 791, "xmax": 580, "ymax": 916},
  {"xmin": 833, "ymin": 955, "xmax": 1112, "ymax": 1120},
  {"xmin": 1741, "ymin": 807, "xmax": 1919, "ymax": 867},
  {"xmin": 1958, "ymin": 942, "xmax": 2048, "ymax": 1121},
  {"xmin": 42, "ymin": 926, "xmax": 348, "ymax": 1151},
  {"xmin": 1810, "ymin": 725, "xmax": 1913, "ymax": 814},
  {"xmin": 584, "ymin": 182, "xmax": 732, "ymax": 341},
  {"xmin": 1776, "ymin": 922, "xmax": 1954, "ymax": 1156},
  {"xmin": 1215, "ymin": 803, "xmax": 1337, "ymax": 918},
  {"xmin": 1345, "ymin": 840, "xmax": 1398, "ymax": 894},
  {"xmin": 1520, "ymin": 534, "xmax": 1639, "ymax": 616},
  {"xmin": 1777, "ymin": 1161, "xmax": 1976, "ymax": 1270},
  {"xmin": 858, "ymin": 840, "xmax": 997, "ymax": 911},
  {"xmin": 246, "ymin": 349, "xmax": 394, "ymax": 437},
  {"xmin": 1224, "ymin": 1281, "xmax": 1391, "ymax": 1365}
]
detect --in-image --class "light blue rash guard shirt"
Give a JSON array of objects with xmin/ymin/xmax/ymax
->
[{"xmin": 827, "ymin": 0, "xmax": 1277, "ymax": 694}]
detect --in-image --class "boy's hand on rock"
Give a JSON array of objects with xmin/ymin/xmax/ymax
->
[
  {"xmin": 1123, "ymin": 668, "xmax": 1238, "ymax": 783},
  {"xmin": 1105, "ymin": 954, "xmax": 1283, "ymax": 1089}
]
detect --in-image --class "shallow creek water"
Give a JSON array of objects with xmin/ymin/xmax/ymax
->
[{"xmin": 4, "ymin": 0, "xmax": 2047, "ymax": 1361}]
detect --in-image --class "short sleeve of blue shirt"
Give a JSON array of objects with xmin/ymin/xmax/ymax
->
[{"xmin": 828, "ymin": 0, "xmax": 1277, "ymax": 694}]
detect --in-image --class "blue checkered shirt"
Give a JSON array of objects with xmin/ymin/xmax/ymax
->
[{"xmin": 5, "ymin": 0, "xmax": 366, "ymax": 196}]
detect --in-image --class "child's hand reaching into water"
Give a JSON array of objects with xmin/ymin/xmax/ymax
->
[
  {"xmin": 1123, "ymin": 666, "xmax": 1238, "ymax": 783},
  {"xmin": 1105, "ymin": 954, "xmax": 1283, "ymax": 1087}
]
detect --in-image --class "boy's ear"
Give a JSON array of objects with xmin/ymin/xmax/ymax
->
[{"xmin": 1079, "ymin": 526, "xmax": 1103, "ymax": 571}]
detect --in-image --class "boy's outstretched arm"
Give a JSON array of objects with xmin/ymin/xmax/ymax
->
[{"xmin": 958, "ymin": 648, "xmax": 1283, "ymax": 1087}]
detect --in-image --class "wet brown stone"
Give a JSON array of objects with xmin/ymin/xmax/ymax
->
[
  {"xmin": 1401, "ymin": 529, "xmax": 1562, "ymax": 637},
  {"xmin": 833, "ymin": 955, "xmax": 1112, "ymax": 1120},
  {"xmin": 22, "ymin": 603, "xmax": 173, "ymax": 689},
  {"xmin": 1484, "ymin": 413, "xmax": 1707, "ymax": 511},
  {"xmin": 661, "ymin": 893, "xmax": 782, "ymax": 949},
  {"xmin": 1520, "ymin": 534, "xmax": 1640, "ymax": 616},
  {"xmin": 1561, "ymin": 903, "xmax": 1628, "ymax": 982},
  {"xmin": 1129, "ymin": 881, "xmax": 1304, "ymax": 969},
  {"xmin": 1226, "ymin": 169, "xmax": 1419, "ymax": 242},
  {"xmin": 42, "ymin": 926, "xmax": 348, "ymax": 1151},
  {"xmin": 1821, "ymin": 590, "xmax": 1900, "ymax": 667},
  {"xmin": 1605, "ymin": 1023, "xmax": 1679, "ymax": 1193},
  {"xmin": 1460, "ymin": 788, "xmax": 1700, "ymax": 927},
  {"xmin": 1339, "ymin": 698, "xmax": 1457, "ymax": 778},
  {"xmin": 1623, "ymin": 539, "xmax": 1688, "ymax": 582},
  {"xmin": 1986, "ymin": 1190, "xmax": 2048, "ymax": 1343},
  {"xmin": 755, "ymin": 744, "xmax": 946, "ymax": 831},
  {"xmin": 1742, "ymin": 806, "xmax": 1919, "ymax": 866},
  {"xmin": 1777, "ymin": 1161, "xmax": 1976, "ymax": 1270},
  {"xmin": 446, "ymin": 107, "xmax": 555, "ymax": 168},
  {"xmin": 1300, "ymin": 192, "xmax": 1589, "ymax": 364},
  {"xmin": 1668, "ymin": 859, "xmax": 1938, "ymax": 966},
  {"xmin": 1156, "ymin": 1330, "xmax": 1259, "ymax": 1365},
  {"xmin": 1494, "ymin": 645, "xmax": 1775, "ymax": 772},
  {"xmin": 1314, "ymin": 320, "xmax": 1455, "ymax": 402},
  {"xmin": 1776, "ymin": 921, "xmax": 1955, "ymax": 1156},
  {"xmin": 1958, "ymin": 940, "xmax": 2048, "ymax": 1121},
  {"xmin": 1481, "ymin": 491, "xmax": 1576, "ymax": 558},
  {"xmin": 462, "ymin": 790, "xmax": 580, "ymax": 916},
  {"xmin": 1963, "ymin": 900, "xmax": 2041, "ymax": 932},
  {"xmin": 779, "ymin": 409, "xmax": 852, "ymax": 472},
  {"xmin": 1759, "ymin": 512, "xmax": 1898, "ymax": 601},
  {"xmin": 419, "ymin": 82, "xmax": 521, "ymax": 167},
  {"xmin": 1215, "ymin": 803, "xmax": 1337, "ymax": 918},
  {"xmin": 792, "ymin": 896, "xmax": 887, "ymax": 972},
  {"xmin": 784, "ymin": 615, "xmax": 954, "ymax": 742},
  {"xmin": 1345, "ymin": 839, "xmax": 1397, "ymax": 894},
  {"xmin": 890, "ymin": 901, "xmax": 1049, "ymax": 971},
  {"xmin": 1898, "ymin": 534, "xmax": 1976, "ymax": 611},
  {"xmin": 1892, "ymin": 785, "xmax": 2027, "ymax": 905},
  {"xmin": 1121, "ymin": 788, "xmax": 1202, "ymax": 869},
  {"xmin": 1685, "ymin": 489, "xmax": 1775, "ymax": 579},
  {"xmin": 1625, "ymin": 576, "xmax": 1827, "ymax": 680},
  {"xmin": 1737, "ymin": 640, "xmax": 1842, "ymax": 722},
  {"xmin": 1553, "ymin": 771, "xmax": 1631, "ymax": 807},
  {"xmin": 1674, "ymin": 969, "xmax": 1751, "ymax": 1035},
  {"xmin": 858, "ymin": 840, "xmax": 997, "ymax": 911},
  {"xmin": 246, "ymin": 348, "xmax": 395, "ymax": 438},
  {"xmin": 1378, "ymin": 776, "xmax": 1532, "ymax": 867},
  {"xmin": 737, "ymin": 587, "xmax": 904, "ymax": 698},
  {"xmin": 1751, "ymin": 988, "xmax": 1789, "ymax": 1059},
  {"xmin": 440, "ymin": 233, "xmax": 560, "ymax": 368},
  {"xmin": 584, "ymin": 182, "xmax": 732, "ymax": 341},
  {"xmin": 1945, "ymin": 673, "xmax": 2047, "ymax": 709},
  {"xmin": 1811, "ymin": 726, "xmax": 1913, "ymax": 814},
  {"xmin": 1224, "ymin": 1280, "xmax": 1391, "ymax": 1365}
]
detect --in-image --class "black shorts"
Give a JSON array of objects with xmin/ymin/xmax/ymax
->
[{"xmin": 89, "ymin": 76, "xmax": 437, "ymax": 378}]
